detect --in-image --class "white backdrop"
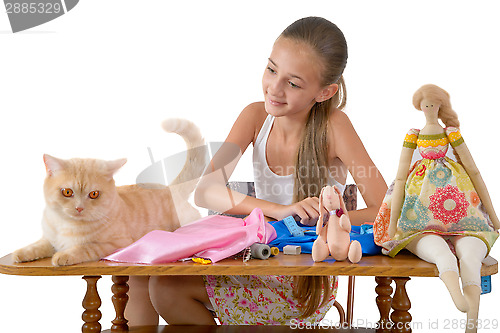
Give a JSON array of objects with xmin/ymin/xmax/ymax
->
[{"xmin": 1, "ymin": 1, "xmax": 499, "ymax": 332}]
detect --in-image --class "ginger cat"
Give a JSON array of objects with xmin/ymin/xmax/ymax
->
[{"xmin": 12, "ymin": 118, "xmax": 207, "ymax": 266}]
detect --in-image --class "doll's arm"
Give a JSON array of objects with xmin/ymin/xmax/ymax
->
[
  {"xmin": 389, "ymin": 147, "xmax": 414, "ymax": 237},
  {"xmin": 447, "ymin": 128, "xmax": 500, "ymax": 230},
  {"xmin": 339, "ymin": 214, "xmax": 352, "ymax": 233},
  {"xmin": 389, "ymin": 130, "xmax": 419, "ymax": 237}
]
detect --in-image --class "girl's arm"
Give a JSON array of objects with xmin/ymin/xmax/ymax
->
[
  {"xmin": 195, "ymin": 102, "xmax": 272, "ymax": 215},
  {"xmin": 195, "ymin": 102, "xmax": 326, "ymax": 224},
  {"xmin": 330, "ymin": 110, "xmax": 388, "ymax": 226},
  {"xmin": 447, "ymin": 128, "xmax": 500, "ymax": 230}
]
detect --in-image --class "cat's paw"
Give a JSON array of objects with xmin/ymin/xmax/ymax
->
[
  {"xmin": 52, "ymin": 251, "xmax": 81, "ymax": 266},
  {"xmin": 12, "ymin": 239, "xmax": 54, "ymax": 263},
  {"xmin": 12, "ymin": 248, "xmax": 38, "ymax": 263}
]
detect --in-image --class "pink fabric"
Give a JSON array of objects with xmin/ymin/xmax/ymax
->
[{"xmin": 104, "ymin": 208, "xmax": 276, "ymax": 264}]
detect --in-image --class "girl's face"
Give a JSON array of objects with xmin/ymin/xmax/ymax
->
[{"xmin": 262, "ymin": 37, "xmax": 333, "ymax": 118}]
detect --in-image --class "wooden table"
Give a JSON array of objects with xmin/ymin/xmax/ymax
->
[{"xmin": 0, "ymin": 252, "xmax": 497, "ymax": 333}]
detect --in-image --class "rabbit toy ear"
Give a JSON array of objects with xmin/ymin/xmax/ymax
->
[
  {"xmin": 334, "ymin": 185, "xmax": 341, "ymax": 195},
  {"xmin": 319, "ymin": 186, "xmax": 325, "ymax": 205}
]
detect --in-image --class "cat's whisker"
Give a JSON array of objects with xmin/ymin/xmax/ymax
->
[{"xmin": 97, "ymin": 214, "xmax": 111, "ymax": 224}]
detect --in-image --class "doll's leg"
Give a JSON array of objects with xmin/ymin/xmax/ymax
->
[
  {"xmin": 454, "ymin": 236, "xmax": 487, "ymax": 289},
  {"xmin": 347, "ymin": 240, "xmax": 362, "ymax": 263},
  {"xmin": 125, "ymin": 276, "xmax": 159, "ymax": 326},
  {"xmin": 454, "ymin": 236, "xmax": 487, "ymax": 333},
  {"xmin": 406, "ymin": 234, "xmax": 468, "ymax": 312},
  {"xmin": 312, "ymin": 235, "xmax": 330, "ymax": 262}
]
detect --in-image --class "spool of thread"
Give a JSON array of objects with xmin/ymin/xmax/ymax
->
[
  {"xmin": 250, "ymin": 243, "xmax": 271, "ymax": 260},
  {"xmin": 283, "ymin": 245, "xmax": 301, "ymax": 255}
]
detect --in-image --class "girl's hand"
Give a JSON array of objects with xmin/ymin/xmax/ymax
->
[{"xmin": 270, "ymin": 197, "xmax": 327, "ymax": 226}]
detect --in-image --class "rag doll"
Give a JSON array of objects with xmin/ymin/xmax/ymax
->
[
  {"xmin": 12, "ymin": 118, "xmax": 207, "ymax": 266},
  {"xmin": 312, "ymin": 185, "xmax": 362, "ymax": 263},
  {"xmin": 373, "ymin": 84, "xmax": 499, "ymax": 332}
]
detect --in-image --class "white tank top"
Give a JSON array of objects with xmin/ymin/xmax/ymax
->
[{"xmin": 252, "ymin": 115, "xmax": 345, "ymax": 205}]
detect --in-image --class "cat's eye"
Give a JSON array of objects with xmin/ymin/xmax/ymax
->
[
  {"xmin": 61, "ymin": 188, "xmax": 74, "ymax": 197},
  {"xmin": 88, "ymin": 191, "xmax": 100, "ymax": 199}
]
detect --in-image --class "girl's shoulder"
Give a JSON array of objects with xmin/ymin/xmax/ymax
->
[
  {"xmin": 241, "ymin": 101, "xmax": 268, "ymax": 123},
  {"xmin": 228, "ymin": 102, "xmax": 268, "ymax": 147},
  {"xmin": 329, "ymin": 107, "xmax": 350, "ymax": 125},
  {"xmin": 328, "ymin": 108, "xmax": 355, "ymax": 136},
  {"xmin": 238, "ymin": 102, "xmax": 268, "ymax": 142},
  {"xmin": 326, "ymin": 108, "xmax": 357, "ymax": 155}
]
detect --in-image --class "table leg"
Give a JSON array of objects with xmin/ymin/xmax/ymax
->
[
  {"xmin": 82, "ymin": 276, "xmax": 102, "ymax": 333},
  {"xmin": 347, "ymin": 276, "xmax": 355, "ymax": 326},
  {"xmin": 375, "ymin": 276, "xmax": 393, "ymax": 333},
  {"xmin": 391, "ymin": 277, "xmax": 412, "ymax": 333},
  {"xmin": 111, "ymin": 275, "xmax": 130, "ymax": 332}
]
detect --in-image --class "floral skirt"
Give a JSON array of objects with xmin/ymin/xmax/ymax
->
[
  {"xmin": 203, "ymin": 275, "xmax": 338, "ymax": 325},
  {"xmin": 374, "ymin": 157, "xmax": 498, "ymax": 256}
]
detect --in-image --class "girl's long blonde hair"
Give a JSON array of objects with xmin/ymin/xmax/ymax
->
[{"xmin": 280, "ymin": 16, "xmax": 348, "ymax": 318}]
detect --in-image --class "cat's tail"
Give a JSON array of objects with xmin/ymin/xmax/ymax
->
[{"xmin": 161, "ymin": 118, "xmax": 208, "ymax": 197}]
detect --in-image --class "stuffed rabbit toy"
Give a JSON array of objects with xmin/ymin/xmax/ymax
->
[{"xmin": 312, "ymin": 185, "xmax": 362, "ymax": 263}]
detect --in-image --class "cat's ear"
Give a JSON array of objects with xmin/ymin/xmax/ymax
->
[
  {"xmin": 43, "ymin": 154, "xmax": 66, "ymax": 177},
  {"xmin": 105, "ymin": 158, "xmax": 127, "ymax": 179}
]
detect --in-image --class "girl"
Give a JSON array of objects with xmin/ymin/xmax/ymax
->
[{"xmin": 145, "ymin": 16, "xmax": 387, "ymax": 325}]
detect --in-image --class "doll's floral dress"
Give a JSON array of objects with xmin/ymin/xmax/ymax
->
[{"xmin": 374, "ymin": 127, "xmax": 498, "ymax": 256}]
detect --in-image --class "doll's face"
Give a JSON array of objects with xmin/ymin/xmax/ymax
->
[{"xmin": 420, "ymin": 99, "xmax": 441, "ymax": 114}]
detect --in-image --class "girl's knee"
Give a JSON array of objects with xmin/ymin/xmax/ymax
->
[
  {"xmin": 149, "ymin": 276, "xmax": 183, "ymax": 308},
  {"xmin": 149, "ymin": 276, "xmax": 178, "ymax": 294},
  {"xmin": 149, "ymin": 275, "xmax": 210, "ymax": 312},
  {"xmin": 128, "ymin": 276, "xmax": 150, "ymax": 291},
  {"xmin": 149, "ymin": 275, "xmax": 204, "ymax": 298}
]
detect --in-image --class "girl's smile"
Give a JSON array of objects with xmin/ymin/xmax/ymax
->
[
  {"xmin": 269, "ymin": 99, "xmax": 286, "ymax": 107},
  {"xmin": 262, "ymin": 37, "xmax": 324, "ymax": 118}
]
